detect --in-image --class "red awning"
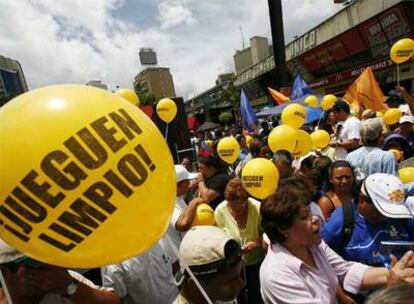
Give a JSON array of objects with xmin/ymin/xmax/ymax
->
[
  {"xmin": 187, "ymin": 117, "xmax": 198, "ymax": 130},
  {"xmin": 140, "ymin": 106, "xmax": 153, "ymax": 119}
]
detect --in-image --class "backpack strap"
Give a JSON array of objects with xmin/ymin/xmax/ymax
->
[{"xmin": 342, "ymin": 200, "xmax": 355, "ymax": 244}]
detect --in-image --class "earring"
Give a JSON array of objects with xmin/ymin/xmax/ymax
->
[{"xmin": 284, "ymin": 233, "xmax": 288, "ymax": 238}]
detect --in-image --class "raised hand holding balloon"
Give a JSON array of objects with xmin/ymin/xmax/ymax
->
[{"xmin": 0, "ymin": 85, "xmax": 176, "ymax": 268}]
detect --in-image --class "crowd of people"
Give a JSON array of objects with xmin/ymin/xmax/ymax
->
[{"xmin": 1, "ymin": 86, "xmax": 414, "ymax": 303}]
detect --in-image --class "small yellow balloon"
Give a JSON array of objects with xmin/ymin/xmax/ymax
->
[
  {"xmin": 389, "ymin": 149, "xmax": 402, "ymax": 161},
  {"xmin": 293, "ymin": 129, "xmax": 312, "ymax": 157},
  {"xmin": 156, "ymin": 98, "xmax": 177, "ymax": 123},
  {"xmin": 115, "ymin": 88, "xmax": 140, "ymax": 106},
  {"xmin": 383, "ymin": 108, "xmax": 402, "ymax": 125},
  {"xmin": 390, "ymin": 38, "xmax": 414, "ymax": 64},
  {"xmin": 281, "ymin": 104, "xmax": 307, "ymax": 129},
  {"xmin": 217, "ymin": 137, "xmax": 241, "ymax": 164},
  {"xmin": 268, "ymin": 125, "xmax": 298, "ymax": 153},
  {"xmin": 304, "ymin": 95, "xmax": 318, "ymax": 108},
  {"xmin": 241, "ymin": 158, "xmax": 279, "ymax": 199},
  {"xmin": 311, "ymin": 130, "xmax": 330, "ymax": 149},
  {"xmin": 399, "ymin": 167, "xmax": 414, "ymax": 184},
  {"xmin": 245, "ymin": 135, "xmax": 253, "ymax": 148},
  {"xmin": 192, "ymin": 204, "xmax": 215, "ymax": 226},
  {"xmin": 320, "ymin": 94, "xmax": 337, "ymax": 111},
  {"xmin": 205, "ymin": 140, "xmax": 214, "ymax": 148},
  {"xmin": 0, "ymin": 85, "xmax": 175, "ymax": 268},
  {"xmin": 376, "ymin": 112, "xmax": 384, "ymax": 118}
]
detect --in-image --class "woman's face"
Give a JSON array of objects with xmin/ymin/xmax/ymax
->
[
  {"xmin": 283, "ymin": 204, "xmax": 321, "ymax": 247},
  {"xmin": 228, "ymin": 199, "xmax": 248, "ymax": 216},
  {"xmin": 198, "ymin": 162, "xmax": 216, "ymax": 178},
  {"xmin": 330, "ymin": 166, "xmax": 354, "ymax": 192}
]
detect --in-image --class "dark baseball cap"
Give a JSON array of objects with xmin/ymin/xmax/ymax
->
[{"xmin": 332, "ymin": 99, "xmax": 350, "ymax": 113}]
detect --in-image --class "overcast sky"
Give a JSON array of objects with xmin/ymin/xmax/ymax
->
[{"xmin": 0, "ymin": 0, "xmax": 343, "ymax": 99}]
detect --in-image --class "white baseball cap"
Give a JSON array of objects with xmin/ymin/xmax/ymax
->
[
  {"xmin": 399, "ymin": 115, "xmax": 414, "ymax": 125},
  {"xmin": 362, "ymin": 173, "xmax": 414, "ymax": 218},
  {"xmin": 175, "ymin": 165, "xmax": 197, "ymax": 183}
]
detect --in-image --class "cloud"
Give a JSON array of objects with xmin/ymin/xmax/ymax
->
[
  {"xmin": 0, "ymin": 0, "xmax": 343, "ymax": 99},
  {"xmin": 158, "ymin": 0, "xmax": 196, "ymax": 30}
]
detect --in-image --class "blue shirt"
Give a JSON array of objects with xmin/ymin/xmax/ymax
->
[{"xmin": 322, "ymin": 206, "xmax": 414, "ymax": 267}]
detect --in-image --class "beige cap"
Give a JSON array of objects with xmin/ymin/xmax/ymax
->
[{"xmin": 360, "ymin": 118, "xmax": 383, "ymax": 143}]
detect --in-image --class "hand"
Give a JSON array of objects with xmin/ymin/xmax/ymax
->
[
  {"xmin": 196, "ymin": 173, "xmax": 204, "ymax": 183},
  {"xmin": 17, "ymin": 265, "xmax": 73, "ymax": 293},
  {"xmin": 330, "ymin": 140, "xmax": 339, "ymax": 147},
  {"xmin": 241, "ymin": 241, "xmax": 258, "ymax": 253},
  {"xmin": 189, "ymin": 197, "xmax": 206, "ymax": 207},
  {"xmin": 387, "ymin": 250, "xmax": 414, "ymax": 287}
]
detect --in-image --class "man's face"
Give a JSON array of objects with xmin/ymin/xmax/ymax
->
[
  {"xmin": 333, "ymin": 110, "xmax": 346, "ymax": 122},
  {"xmin": 177, "ymin": 180, "xmax": 190, "ymax": 196},
  {"xmin": 204, "ymin": 261, "xmax": 245, "ymax": 301}
]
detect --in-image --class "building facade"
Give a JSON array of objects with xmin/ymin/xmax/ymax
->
[
  {"xmin": 133, "ymin": 67, "xmax": 176, "ymax": 100},
  {"xmin": 0, "ymin": 55, "xmax": 28, "ymax": 105},
  {"xmin": 86, "ymin": 80, "xmax": 108, "ymax": 90}
]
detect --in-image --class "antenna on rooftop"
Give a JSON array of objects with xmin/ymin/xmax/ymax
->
[{"xmin": 239, "ymin": 26, "xmax": 246, "ymax": 49}]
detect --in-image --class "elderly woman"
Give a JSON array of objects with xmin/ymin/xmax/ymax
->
[
  {"xmin": 215, "ymin": 178, "xmax": 264, "ymax": 304},
  {"xmin": 260, "ymin": 175, "xmax": 414, "ymax": 304}
]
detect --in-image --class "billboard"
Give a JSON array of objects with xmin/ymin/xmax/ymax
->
[{"xmin": 139, "ymin": 48, "xmax": 157, "ymax": 65}]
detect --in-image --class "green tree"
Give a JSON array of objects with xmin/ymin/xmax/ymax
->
[
  {"xmin": 218, "ymin": 111, "xmax": 233, "ymax": 125},
  {"xmin": 220, "ymin": 84, "xmax": 240, "ymax": 109},
  {"xmin": 134, "ymin": 83, "xmax": 156, "ymax": 106}
]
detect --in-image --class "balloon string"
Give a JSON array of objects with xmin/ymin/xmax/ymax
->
[
  {"xmin": 165, "ymin": 123, "xmax": 169, "ymax": 139},
  {"xmin": 397, "ymin": 63, "xmax": 400, "ymax": 87},
  {"xmin": 165, "ymin": 235, "xmax": 213, "ymax": 304},
  {"xmin": 0, "ymin": 269, "xmax": 13, "ymax": 304},
  {"xmin": 316, "ymin": 111, "xmax": 325, "ymax": 130}
]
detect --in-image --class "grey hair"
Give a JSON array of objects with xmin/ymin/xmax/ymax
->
[{"xmin": 366, "ymin": 284, "xmax": 414, "ymax": 304}]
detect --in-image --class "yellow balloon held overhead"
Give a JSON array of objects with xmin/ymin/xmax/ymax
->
[
  {"xmin": 311, "ymin": 130, "xmax": 330, "ymax": 149},
  {"xmin": 399, "ymin": 167, "xmax": 414, "ymax": 184},
  {"xmin": 115, "ymin": 88, "xmax": 140, "ymax": 106},
  {"xmin": 320, "ymin": 94, "xmax": 337, "ymax": 111},
  {"xmin": 268, "ymin": 125, "xmax": 298, "ymax": 153},
  {"xmin": 217, "ymin": 137, "xmax": 240, "ymax": 164},
  {"xmin": 156, "ymin": 98, "xmax": 177, "ymax": 123},
  {"xmin": 304, "ymin": 95, "xmax": 318, "ymax": 108},
  {"xmin": 241, "ymin": 158, "xmax": 279, "ymax": 199},
  {"xmin": 0, "ymin": 85, "xmax": 176, "ymax": 268},
  {"xmin": 383, "ymin": 108, "xmax": 402, "ymax": 125},
  {"xmin": 281, "ymin": 103, "xmax": 307, "ymax": 129},
  {"xmin": 192, "ymin": 204, "xmax": 215, "ymax": 226},
  {"xmin": 293, "ymin": 129, "xmax": 312, "ymax": 157},
  {"xmin": 390, "ymin": 38, "xmax": 414, "ymax": 64}
]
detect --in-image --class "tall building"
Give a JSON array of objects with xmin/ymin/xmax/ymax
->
[
  {"xmin": 0, "ymin": 55, "xmax": 28, "ymax": 104},
  {"xmin": 133, "ymin": 67, "xmax": 176, "ymax": 100},
  {"xmin": 233, "ymin": 36, "xmax": 270, "ymax": 75},
  {"xmin": 86, "ymin": 80, "xmax": 108, "ymax": 90}
]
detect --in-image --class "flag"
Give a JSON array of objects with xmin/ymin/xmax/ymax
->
[
  {"xmin": 291, "ymin": 74, "xmax": 314, "ymax": 100},
  {"xmin": 268, "ymin": 87, "xmax": 290, "ymax": 105},
  {"xmin": 343, "ymin": 67, "xmax": 387, "ymax": 118},
  {"xmin": 240, "ymin": 89, "xmax": 258, "ymax": 132}
]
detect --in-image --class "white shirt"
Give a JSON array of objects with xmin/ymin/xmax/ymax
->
[
  {"xmin": 335, "ymin": 116, "xmax": 361, "ymax": 160},
  {"xmin": 169, "ymin": 196, "xmax": 188, "ymax": 248}
]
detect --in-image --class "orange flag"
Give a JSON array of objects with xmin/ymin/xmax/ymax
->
[
  {"xmin": 268, "ymin": 87, "xmax": 290, "ymax": 105},
  {"xmin": 343, "ymin": 67, "xmax": 387, "ymax": 118}
]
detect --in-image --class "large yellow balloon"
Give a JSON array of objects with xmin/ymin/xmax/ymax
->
[
  {"xmin": 217, "ymin": 137, "xmax": 240, "ymax": 164},
  {"xmin": 320, "ymin": 94, "xmax": 337, "ymax": 111},
  {"xmin": 241, "ymin": 158, "xmax": 279, "ymax": 199},
  {"xmin": 304, "ymin": 95, "xmax": 318, "ymax": 108},
  {"xmin": 115, "ymin": 88, "xmax": 140, "ymax": 106},
  {"xmin": 192, "ymin": 204, "xmax": 215, "ymax": 226},
  {"xmin": 383, "ymin": 108, "xmax": 402, "ymax": 125},
  {"xmin": 292, "ymin": 130, "xmax": 312, "ymax": 157},
  {"xmin": 268, "ymin": 125, "xmax": 298, "ymax": 153},
  {"xmin": 399, "ymin": 167, "xmax": 414, "ymax": 184},
  {"xmin": 156, "ymin": 98, "xmax": 177, "ymax": 123},
  {"xmin": 281, "ymin": 104, "xmax": 307, "ymax": 129},
  {"xmin": 390, "ymin": 38, "xmax": 414, "ymax": 64},
  {"xmin": 310, "ymin": 130, "xmax": 330, "ymax": 149},
  {"xmin": 0, "ymin": 85, "xmax": 176, "ymax": 268}
]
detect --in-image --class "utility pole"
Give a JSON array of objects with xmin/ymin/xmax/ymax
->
[
  {"xmin": 239, "ymin": 26, "xmax": 246, "ymax": 49},
  {"xmin": 267, "ymin": 0, "xmax": 288, "ymax": 88}
]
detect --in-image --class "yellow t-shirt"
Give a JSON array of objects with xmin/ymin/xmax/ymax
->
[{"xmin": 214, "ymin": 198, "xmax": 264, "ymax": 266}]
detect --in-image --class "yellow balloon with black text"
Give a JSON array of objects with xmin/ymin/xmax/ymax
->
[
  {"xmin": 399, "ymin": 167, "xmax": 414, "ymax": 184},
  {"xmin": 390, "ymin": 38, "xmax": 414, "ymax": 64},
  {"xmin": 217, "ymin": 137, "xmax": 240, "ymax": 164},
  {"xmin": 320, "ymin": 94, "xmax": 337, "ymax": 111},
  {"xmin": 383, "ymin": 108, "xmax": 402, "ymax": 125},
  {"xmin": 241, "ymin": 158, "xmax": 279, "ymax": 199},
  {"xmin": 304, "ymin": 95, "xmax": 318, "ymax": 108},
  {"xmin": 281, "ymin": 104, "xmax": 307, "ymax": 129},
  {"xmin": 156, "ymin": 98, "xmax": 177, "ymax": 123},
  {"xmin": 293, "ymin": 130, "xmax": 312, "ymax": 157},
  {"xmin": 115, "ymin": 88, "xmax": 140, "ymax": 106},
  {"xmin": 0, "ymin": 85, "xmax": 176, "ymax": 268},
  {"xmin": 311, "ymin": 130, "xmax": 330, "ymax": 149},
  {"xmin": 192, "ymin": 204, "xmax": 215, "ymax": 226},
  {"xmin": 268, "ymin": 125, "xmax": 298, "ymax": 153}
]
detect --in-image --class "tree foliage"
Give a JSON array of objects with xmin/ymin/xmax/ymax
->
[{"xmin": 134, "ymin": 83, "xmax": 156, "ymax": 106}]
